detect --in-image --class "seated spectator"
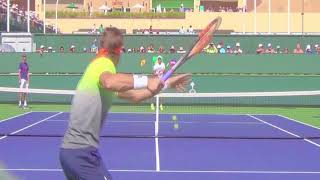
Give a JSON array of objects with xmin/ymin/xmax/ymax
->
[
  {"xmin": 177, "ymin": 47, "xmax": 186, "ymax": 54},
  {"xmin": 187, "ymin": 25, "xmax": 194, "ymax": 34},
  {"xmin": 48, "ymin": 46, "xmax": 53, "ymax": 53},
  {"xmin": 158, "ymin": 46, "xmax": 165, "ymax": 53},
  {"xmin": 70, "ymin": 45, "xmax": 76, "ymax": 53},
  {"xmin": 59, "ymin": 46, "xmax": 64, "ymax": 53},
  {"xmin": 91, "ymin": 43, "xmax": 97, "ymax": 53},
  {"xmin": 283, "ymin": 48, "xmax": 289, "ymax": 54},
  {"xmin": 234, "ymin": 43, "xmax": 243, "ymax": 54},
  {"xmin": 293, "ymin": 43, "xmax": 304, "ymax": 54},
  {"xmin": 140, "ymin": 46, "xmax": 146, "ymax": 53},
  {"xmin": 315, "ymin": 44, "xmax": 320, "ymax": 54},
  {"xmin": 169, "ymin": 45, "xmax": 176, "ymax": 53},
  {"xmin": 147, "ymin": 44, "xmax": 155, "ymax": 53},
  {"xmin": 275, "ymin": 45, "xmax": 282, "ymax": 54},
  {"xmin": 149, "ymin": 26, "xmax": 153, "ymax": 34},
  {"xmin": 83, "ymin": 48, "xmax": 88, "ymax": 53},
  {"xmin": 226, "ymin": 45, "xmax": 233, "ymax": 54},
  {"xmin": 205, "ymin": 43, "xmax": 218, "ymax": 54},
  {"xmin": 218, "ymin": 44, "xmax": 226, "ymax": 54},
  {"xmin": 127, "ymin": 48, "xmax": 132, "ymax": 53},
  {"xmin": 305, "ymin": 44, "xmax": 313, "ymax": 54},
  {"xmin": 256, "ymin": 44, "xmax": 265, "ymax": 54},
  {"xmin": 265, "ymin": 43, "xmax": 275, "ymax": 54},
  {"xmin": 179, "ymin": 26, "xmax": 185, "ymax": 34}
]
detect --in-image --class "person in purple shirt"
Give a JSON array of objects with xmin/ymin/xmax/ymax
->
[{"xmin": 18, "ymin": 54, "xmax": 30, "ymax": 108}]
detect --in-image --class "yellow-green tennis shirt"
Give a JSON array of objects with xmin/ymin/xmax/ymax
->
[{"xmin": 62, "ymin": 57, "xmax": 116, "ymax": 149}]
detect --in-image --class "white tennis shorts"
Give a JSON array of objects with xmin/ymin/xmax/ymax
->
[{"xmin": 19, "ymin": 79, "xmax": 29, "ymax": 92}]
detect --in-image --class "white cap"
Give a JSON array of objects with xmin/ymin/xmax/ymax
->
[
  {"xmin": 268, "ymin": 43, "xmax": 272, "ymax": 47},
  {"xmin": 40, "ymin": 45, "xmax": 45, "ymax": 48},
  {"xmin": 227, "ymin": 45, "xmax": 231, "ymax": 49},
  {"xmin": 71, "ymin": 45, "xmax": 75, "ymax": 48},
  {"xmin": 217, "ymin": 44, "xmax": 221, "ymax": 48},
  {"xmin": 157, "ymin": 55, "xmax": 163, "ymax": 59},
  {"xmin": 48, "ymin": 46, "xmax": 52, "ymax": 49},
  {"xmin": 276, "ymin": 45, "xmax": 280, "ymax": 49},
  {"xmin": 236, "ymin": 42, "xmax": 240, "ymax": 47},
  {"xmin": 306, "ymin": 44, "xmax": 311, "ymax": 50},
  {"xmin": 258, "ymin": 44, "xmax": 263, "ymax": 47},
  {"xmin": 315, "ymin": 44, "xmax": 319, "ymax": 48},
  {"xmin": 140, "ymin": 46, "xmax": 144, "ymax": 50},
  {"xmin": 179, "ymin": 47, "xmax": 184, "ymax": 50}
]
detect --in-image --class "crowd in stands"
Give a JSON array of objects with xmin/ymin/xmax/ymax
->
[
  {"xmin": 204, "ymin": 6, "xmax": 246, "ymax": 13},
  {"xmin": 0, "ymin": 0, "xmax": 56, "ymax": 33},
  {"xmin": 33, "ymin": 38, "xmax": 320, "ymax": 55}
]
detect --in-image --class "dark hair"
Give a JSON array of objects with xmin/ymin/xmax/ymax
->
[{"xmin": 100, "ymin": 27, "xmax": 123, "ymax": 56}]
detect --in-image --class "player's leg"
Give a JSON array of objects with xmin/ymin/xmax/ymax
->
[
  {"xmin": 60, "ymin": 147, "xmax": 113, "ymax": 180},
  {"xmin": 18, "ymin": 79, "xmax": 26, "ymax": 107},
  {"xmin": 23, "ymin": 82, "xmax": 29, "ymax": 108}
]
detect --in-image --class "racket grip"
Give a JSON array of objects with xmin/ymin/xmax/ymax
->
[{"xmin": 161, "ymin": 69, "xmax": 174, "ymax": 82}]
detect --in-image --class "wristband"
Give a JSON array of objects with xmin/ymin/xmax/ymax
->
[{"xmin": 133, "ymin": 75, "xmax": 148, "ymax": 89}]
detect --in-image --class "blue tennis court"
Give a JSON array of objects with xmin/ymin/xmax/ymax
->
[{"xmin": 0, "ymin": 111, "xmax": 320, "ymax": 180}]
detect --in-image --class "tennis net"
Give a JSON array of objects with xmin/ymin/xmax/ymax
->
[{"xmin": 1, "ymin": 87, "xmax": 320, "ymax": 139}]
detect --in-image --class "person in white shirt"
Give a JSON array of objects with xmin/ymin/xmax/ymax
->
[
  {"xmin": 177, "ymin": 47, "xmax": 186, "ymax": 54},
  {"xmin": 188, "ymin": 25, "xmax": 194, "ymax": 34},
  {"xmin": 151, "ymin": 56, "xmax": 166, "ymax": 111},
  {"xmin": 234, "ymin": 42, "xmax": 243, "ymax": 54},
  {"xmin": 179, "ymin": 26, "xmax": 185, "ymax": 34}
]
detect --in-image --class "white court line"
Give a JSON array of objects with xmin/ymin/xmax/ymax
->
[
  {"xmin": 0, "ymin": 112, "xmax": 62, "ymax": 141},
  {"xmin": 0, "ymin": 111, "xmax": 32, "ymax": 123},
  {"xmin": 0, "ymin": 169, "xmax": 320, "ymax": 174},
  {"xmin": 248, "ymin": 115, "xmax": 320, "ymax": 148},
  {"xmin": 277, "ymin": 115, "xmax": 320, "ymax": 130},
  {"xmin": 31, "ymin": 111, "xmax": 278, "ymax": 116}
]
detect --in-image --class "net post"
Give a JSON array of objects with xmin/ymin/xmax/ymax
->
[{"xmin": 155, "ymin": 94, "xmax": 160, "ymax": 171}]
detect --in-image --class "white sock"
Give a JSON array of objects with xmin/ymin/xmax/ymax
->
[
  {"xmin": 24, "ymin": 100, "xmax": 27, "ymax": 106},
  {"xmin": 19, "ymin": 101, "xmax": 22, "ymax": 106}
]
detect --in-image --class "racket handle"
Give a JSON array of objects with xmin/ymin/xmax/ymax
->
[{"xmin": 161, "ymin": 69, "xmax": 174, "ymax": 82}]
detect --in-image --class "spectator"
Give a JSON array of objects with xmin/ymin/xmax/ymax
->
[
  {"xmin": 275, "ymin": 45, "xmax": 282, "ymax": 54},
  {"xmin": 293, "ymin": 43, "xmax": 304, "ymax": 54},
  {"xmin": 177, "ymin": 47, "xmax": 186, "ymax": 54},
  {"xmin": 187, "ymin": 25, "xmax": 194, "ymax": 34},
  {"xmin": 283, "ymin": 48, "xmax": 289, "ymax": 54},
  {"xmin": 205, "ymin": 43, "xmax": 218, "ymax": 54},
  {"xmin": 70, "ymin": 45, "xmax": 76, "ymax": 53},
  {"xmin": 315, "ymin": 44, "xmax": 320, "ymax": 54},
  {"xmin": 91, "ymin": 24, "xmax": 97, "ymax": 34},
  {"xmin": 226, "ymin": 45, "xmax": 233, "ymax": 54},
  {"xmin": 83, "ymin": 48, "xmax": 88, "ymax": 53},
  {"xmin": 256, "ymin": 44, "xmax": 265, "ymax": 54},
  {"xmin": 158, "ymin": 46, "xmax": 165, "ymax": 53},
  {"xmin": 179, "ymin": 4, "xmax": 184, "ymax": 12},
  {"xmin": 149, "ymin": 26, "xmax": 153, "ymax": 34},
  {"xmin": 169, "ymin": 45, "xmax": 176, "ymax": 53},
  {"xmin": 147, "ymin": 44, "xmax": 155, "ymax": 53},
  {"xmin": 218, "ymin": 44, "xmax": 226, "ymax": 54},
  {"xmin": 91, "ymin": 42, "xmax": 97, "ymax": 53},
  {"xmin": 179, "ymin": 26, "xmax": 185, "ymax": 34},
  {"xmin": 99, "ymin": 24, "xmax": 104, "ymax": 34},
  {"xmin": 60, "ymin": 46, "xmax": 64, "ymax": 53},
  {"xmin": 265, "ymin": 43, "xmax": 275, "ymax": 54},
  {"xmin": 305, "ymin": 44, "xmax": 313, "ymax": 54},
  {"xmin": 48, "ymin": 46, "xmax": 53, "ymax": 53},
  {"xmin": 139, "ymin": 46, "xmax": 146, "ymax": 53},
  {"xmin": 234, "ymin": 43, "xmax": 243, "ymax": 54}
]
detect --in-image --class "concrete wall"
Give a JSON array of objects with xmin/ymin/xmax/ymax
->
[{"xmin": 46, "ymin": 12, "xmax": 320, "ymax": 34}]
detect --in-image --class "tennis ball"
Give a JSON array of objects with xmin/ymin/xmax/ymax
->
[
  {"xmin": 172, "ymin": 115, "xmax": 177, "ymax": 121},
  {"xmin": 173, "ymin": 123, "xmax": 179, "ymax": 130}
]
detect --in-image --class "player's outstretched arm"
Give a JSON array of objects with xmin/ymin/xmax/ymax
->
[
  {"xmin": 117, "ymin": 74, "xmax": 191, "ymax": 103},
  {"xmin": 100, "ymin": 72, "xmax": 163, "ymax": 93}
]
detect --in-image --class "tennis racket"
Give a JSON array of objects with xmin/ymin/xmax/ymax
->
[{"xmin": 161, "ymin": 16, "xmax": 222, "ymax": 82}]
